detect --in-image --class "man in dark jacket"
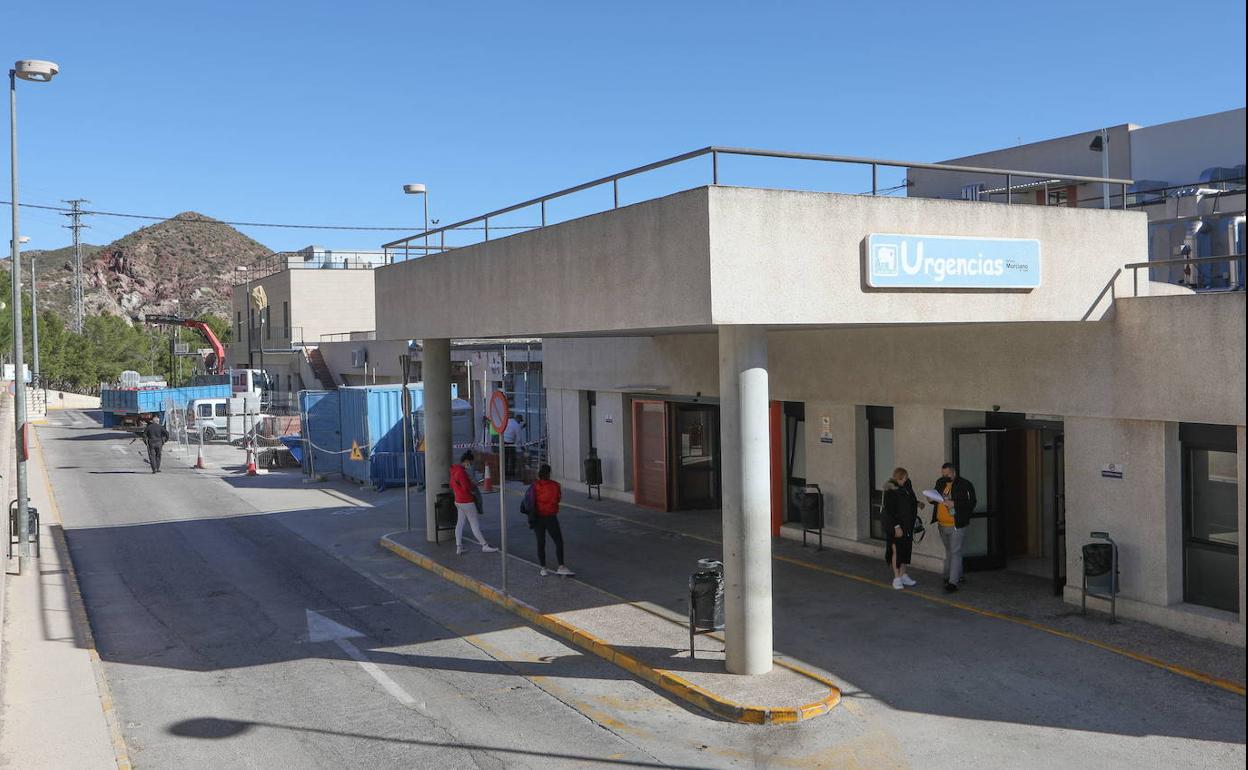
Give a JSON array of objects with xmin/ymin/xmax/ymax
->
[
  {"xmin": 930, "ymin": 463, "xmax": 977, "ymax": 592},
  {"xmin": 141, "ymin": 418, "xmax": 170, "ymax": 473}
]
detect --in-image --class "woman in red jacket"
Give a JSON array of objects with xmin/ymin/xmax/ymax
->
[
  {"xmin": 449, "ymin": 451, "xmax": 498, "ymax": 555},
  {"xmin": 530, "ymin": 464, "xmax": 573, "ymax": 576}
]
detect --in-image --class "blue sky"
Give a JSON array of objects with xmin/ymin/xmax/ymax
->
[{"xmin": 6, "ymin": 0, "xmax": 1246, "ymax": 252}]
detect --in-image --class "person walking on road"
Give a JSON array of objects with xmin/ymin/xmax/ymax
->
[
  {"xmin": 880, "ymin": 467, "xmax": 924, "ymax": 590},
  {"xmin": 450, "ymin": 451, "xmax": 498, "ymax": 555},
  {"xmin": 930, "ymin": 462, "xmax": 977, "ymax": 593},
  {"xmin": 141, "ymin": 417, "xmax": 170, "ymax": 474},
  {"xmin": 524, "ymin": 464, "xmax": 573, "ymax": 577}
]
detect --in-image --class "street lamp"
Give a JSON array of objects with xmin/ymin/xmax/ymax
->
[
  {"xmin": 9, "ymin": 58, "xmax": 59, "ymax": 572},
  {"xmin": 236, "ymin": 265, "xmax": 252, "ymax": 368},
  {"xmin": 1088, "ymin": 129, "xmax": 1110, "ymax": 210},
  {"xmin": 29, "ymin": 237, "xmax": 40, "ymax": 389},
  {"xmin": 402, "ymin": 183, "xmax": 428, "ymax": 259}
]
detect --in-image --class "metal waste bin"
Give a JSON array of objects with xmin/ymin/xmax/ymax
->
[
  {"xmin": 434, "ymin": 486, "xmax": 458, "ymax": 544},
  {"xmin": 689, "ymin": 558, "xmax": 724, "ymax": 659},
  {"xmin": 800, "ymin": 484, "xmax": 824, "ymax": 550},
  {"xmin": 1081, "ymin": 531, "xmax": 1119, "ymax": 622},
  {"xmin": 7, "ymin": 500, "xmax": 39, "ymax": 559},
  {"xmin": 583, "ymin": 450, "xmax": 603, "ymax": 500}
]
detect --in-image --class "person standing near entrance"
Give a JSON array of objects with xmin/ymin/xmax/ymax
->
[
  {"xmin": 526, "ymin": 464, "xmax": 573, "ymax": 576},
  {"xmin": 880, "ymin": 467, "xmax": 924, "ymax": 589},
  {"xmin": 450, "ymin": 451, "xmax": 498, "ymax": 555},
  {"xmin": 141, "ymin": 417, "xmax": 169, "ymax": 474},
  {"xmin": 931, "ymin": 462, "xmax": 977, "ymax": 593},
  {"xmin": 502, "ymin": 414, "xmax": 525, "ymax": 477}
]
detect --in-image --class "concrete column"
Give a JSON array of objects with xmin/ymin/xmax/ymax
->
[
  {"xmin": 718, "ymin": 325, "xmax": 772, "ymax": 675},
  {"xmin": 423, "ymin": 338, "xmax": 451, "ymax": 543}
]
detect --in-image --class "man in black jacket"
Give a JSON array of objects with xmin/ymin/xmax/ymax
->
[
  {"xmin": 141, "ymin": 418, "xmax": 170, "ymax": 473},
  {"xmin": 930, "ymin": 462, "xmax": 977, "ymax": 592}
]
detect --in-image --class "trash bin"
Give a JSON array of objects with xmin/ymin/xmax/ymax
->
[
  {"xmin": 1081, "ymin": 531, "xmax": 1119, "ymax": 622},
  {"xmin": 583, "ymin": 451, "xmax": 603, "ymax": 500},
  {"xmin": 799, "ymin": 484, "xmax": 824, "ymax": 550},
  {"xmin": 688, "ymin": 558, "xmax": 724, "ymax": 659},
  {"xmin": 434, "ymin": 486, "xmax": 458, "ymax": 544}
]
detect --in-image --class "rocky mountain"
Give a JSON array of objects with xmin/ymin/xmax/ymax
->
[{"xmin": 18, "ymin": 212, "xmax": 272, "ymax": 321}]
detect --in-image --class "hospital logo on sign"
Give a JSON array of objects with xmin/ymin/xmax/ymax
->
[{"xmin": 871, "ymin": 244, "xmax": 900, "ymax": 277}]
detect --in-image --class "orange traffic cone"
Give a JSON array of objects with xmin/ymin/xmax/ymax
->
[
  {"xmin": 245, "ymin": 446, "xmax": 259, "ymax": 476},
  {"xmin": 194, "ymin": 444, "xmax": 206, "ymax": 469},
  {"xmin": 481, "ymin": 460, "xmax": 494, "ymax": 493}
]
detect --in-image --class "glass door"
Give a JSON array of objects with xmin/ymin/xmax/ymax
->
[
  {"xmin": 953, "ymin": 427, "xmax": 1007, "ymax": 571},
  {"xmin": 671, "ymin": 404, "xmax": 720, "ymax": 510}
]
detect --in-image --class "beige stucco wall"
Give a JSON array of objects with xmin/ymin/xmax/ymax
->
[
  {"xmin": 287, "ymin": 270, "xmax": 376, "ymax": 343},
  {"xmin": 708, "ymin": 186, "xmax": 1144, "ymax": 325}
]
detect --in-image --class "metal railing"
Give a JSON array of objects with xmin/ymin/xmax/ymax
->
[
  {"xmin": 1124, "ymin": 254, "xmax": 1245, "ymax": 296},
  {"xmin": 234, "ymin": 252, "xmax": 391, "ymax": 285},
  {"xmin": 381, "ymin": 145, "xmax": 1134, "ymax": 258},
  {"xmin": 319, "ymin": 330, "xmax": 377, "ymax": 342}
]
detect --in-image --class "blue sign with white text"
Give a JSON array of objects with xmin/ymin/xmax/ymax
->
[{"xmin": 865, "ymin": 233, "xmax": 1041, "ymax": 289}]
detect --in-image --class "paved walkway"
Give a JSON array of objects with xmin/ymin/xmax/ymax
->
[
  {"xmin": 381, "ymin": 480, "xmax": 1244, "ymax": 748},
  {"xmin": 0, "ymin": 400, "xmax": 124, "ymax": 769}
]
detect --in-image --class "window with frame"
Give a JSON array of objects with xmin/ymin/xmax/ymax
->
[
  {"xmin": 1181, "ymin": 423, "xmax": 1239, "ymax": 613},
  {"xmin": 866, "ymin": 406, "xmax": 895, "ymax": 540}
]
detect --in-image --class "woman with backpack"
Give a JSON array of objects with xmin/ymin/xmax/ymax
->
[
  {"xmin": 523, "ymin": 464, "xmax": 574, "ymax": 577},
  {"xmin": 880, "ymin": 467, "xmax": 924, "ymax": 590}
]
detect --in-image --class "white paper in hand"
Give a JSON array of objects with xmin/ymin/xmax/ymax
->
[{"xmin": 922, "ymin": 489, "xmax": 945, "ymax": 504}]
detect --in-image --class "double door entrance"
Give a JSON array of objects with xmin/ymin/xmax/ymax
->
[
  {"xmin": 632, "ymin": 399, "xmax": 721, "ymax": 511},
  {"xmin": 953, "ymin": 415, "xmax": 1066, "ymax": 595}
]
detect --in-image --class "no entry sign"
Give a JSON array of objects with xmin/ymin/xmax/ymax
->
[{"xmin": 487, "ymin": 390, "xmax": 510, "ymax": 434}]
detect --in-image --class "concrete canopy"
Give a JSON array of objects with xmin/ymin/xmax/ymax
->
[{"xmin": 375, "ymin": 185, "xmax": 1146, "ymax": 341}]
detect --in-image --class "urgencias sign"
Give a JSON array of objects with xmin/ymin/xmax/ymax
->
[{"xmin": 865, "ymin": 233, "xmax": 1041, "ymax": 289}]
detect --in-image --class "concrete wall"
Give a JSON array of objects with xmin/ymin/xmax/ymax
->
[
  {"xmin": 1129, "ymin": 108, "xmax": 1246, "ymax": 184},
  {"xmin": 374, "ymin": 184, "xmax": 1144, "ymax": 340},
  {"xmin": 708, "ymin": 186, "xmax": 1144, "ymax": 325},
  {"xmin": 547, "ymin": 293, "xmax": 1246, "ymax": 427},
  {"xmin": 287, "ymin": 270, "xmax": 376, "ymax": 343},
  {"xmin": 375, "ymin": 188, "xmax": 714, "ymax": 340}
]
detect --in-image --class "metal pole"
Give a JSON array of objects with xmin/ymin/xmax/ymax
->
[
  {"xmin": 500, "ymin": 424, "xmax": 507, "ymax": 596},
  {"xmin": 9, "ymin": 69, "xmax": 31, "ymax": 566},
  {"xmin": 613, "ymin": 178, "xmax": 618, "ymax": 208},
  {"xmin": 401, "ymin": 354, "xmax": 412, "ymax": 532},
  {"xmin": 1121, "ymin": 182, "xmax": 1128, "ymax": 211},
  {"xmin": 540, "ymin": 199, "xmax": 546, "ymax": 228},
  {"xmin": 871, "ymin": 163, "xmax": 877, "ymax": 195},
  {"xmin": 1005, "ymin": 174, "xmax": 1012, "ymax": 205},
  {"xmin": 422, "ymin": 193, "xmax": 429, "ymax": 255},
  {"xmin": 29, "ymin": 251, "xmax": 39, "ymax": 387},
  {"xmin": 484, "ymin": 216, "xmax": 489, "ymax": 242},
  {"xmin": 245, "ymin": 274, "xmax": 253, "ymax": 369},
  {"xmin": 712, "ymin": 150, "xmax": 719, "ymax": 185},
  {"xmin": 1100, "ymin": 128, "xmax": 1110, "ymax": 210}
]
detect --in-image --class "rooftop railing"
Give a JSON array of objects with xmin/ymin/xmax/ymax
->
[
  {"xmin": 381, "ymin": 145, "xmax": 1133, "ymax": 260},
  {"xmin": 234, "ymin": 252, "xmax": 390, "ymax": 285}
]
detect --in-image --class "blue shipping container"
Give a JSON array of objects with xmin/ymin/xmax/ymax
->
[
  {"xmin": 299, "ymin": 390, "xmax": 342, "ymax": 476},
  {"xmin": 101, "ymin": 383, "xmax": 231, "ymax": 419},
  {"xmin": 338, "ymin": 384, "xmax": 426, "ymax": 484}
]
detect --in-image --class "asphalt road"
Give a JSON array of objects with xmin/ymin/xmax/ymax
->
[{"xmin": 36, "ymin": 413, "xmax": 717, "ymax": 769}]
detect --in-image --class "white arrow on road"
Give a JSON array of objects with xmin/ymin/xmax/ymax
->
[{"xmin": 305, "ymin": 609, "xmax": 427, "ymax": 713}]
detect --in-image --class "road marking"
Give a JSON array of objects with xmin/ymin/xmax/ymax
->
[{"xmin": 305, "ymin": 610, "xmax": 429, "ymax": 713}]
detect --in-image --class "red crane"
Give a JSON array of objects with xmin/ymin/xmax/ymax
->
[{"xmin": 138, "ymin": 313, "xmax": 227, "ymax": 375}]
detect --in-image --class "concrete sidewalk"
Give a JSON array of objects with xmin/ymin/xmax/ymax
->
[
  {"xmin": 377, "ymin": 479, "xmax": 1244, "ymax": 748},
  {"xmin": 1, "ymin": 407, "xmax": 126, "ymax": 770}
]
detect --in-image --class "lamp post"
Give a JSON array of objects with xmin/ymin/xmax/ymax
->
[
  {"xmin": 29, "ymin": 241, "xmax": 39, "ymax": 388},
  {"xmin": 402, "ymin": 183, "xmax": 428, "ymax": 259},
  {"xmin": 9, "ymin": 58, "xmax": 59, "ymax": 572},
  {"xmin": 236, "ymin": 265, "xmax": 252, "ymax": 368},
  {"xmin": 1089, "ymin": 128, "xmax": 1110, "ymax": 210}
]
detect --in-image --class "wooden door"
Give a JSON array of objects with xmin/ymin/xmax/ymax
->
[{"xmin": 632, "ymin": 400, "xmax": 669, "ymax": 510}]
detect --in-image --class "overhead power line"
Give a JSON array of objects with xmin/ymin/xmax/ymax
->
[{"xmin": 2, "ymin": 200, "xmax": 536, "ymax": 233}]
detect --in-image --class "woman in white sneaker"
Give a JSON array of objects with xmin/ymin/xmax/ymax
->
[
  {"xmin": 530, "ymin": 464, "xmax": 573, "ymax": 577},
  {"xmin": 449, "ymin": 451, "xmax": 498, "ymax": 555},
  {"xmin": 880, "ymin": 467, "xmax": 923, "ymax": 589}
]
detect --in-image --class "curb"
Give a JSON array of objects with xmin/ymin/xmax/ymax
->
[
  {"xmin": 380, "ymin": 534, "xmax": 840, "ymax": 725},
  {"xmin": 33, "ymin": 428, "xmax": 134, "ymax": 770}
]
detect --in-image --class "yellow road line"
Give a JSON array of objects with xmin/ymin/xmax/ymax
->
[
  {"xmin": 379, "ymin": 534, "xmax": 840, "ymax": 724},
  {"xmin": 542, "ymin": 493, "xmax": 1246, "ymax": 698},
  {"xmin": 32, "ymin": 428, "xmax": 135, "ymax": 769}
]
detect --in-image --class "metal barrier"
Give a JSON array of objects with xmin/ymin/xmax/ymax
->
[
  {"xmin": 1124, "ymin": 254, "xmax": 1246, "ymax": 296},
  {"xmin": 371, "ymin": 451, "xmax": 426, "ymax": 490},
  {"xmin": 382, "ymin": 145, "xmax": 1133, "ymax": 260}
]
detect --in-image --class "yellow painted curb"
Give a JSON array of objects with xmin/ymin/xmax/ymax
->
[
  {"xmin": 380, "ymin": 534, "xmax": 840, "ymax": 724},
  {"xmin": 549, "ymin": 496, "xmax": 1247, "ymax": 698},
  {"xmin": 34, "ymin": 428, "xmax": 134, "ymax": 770}
]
